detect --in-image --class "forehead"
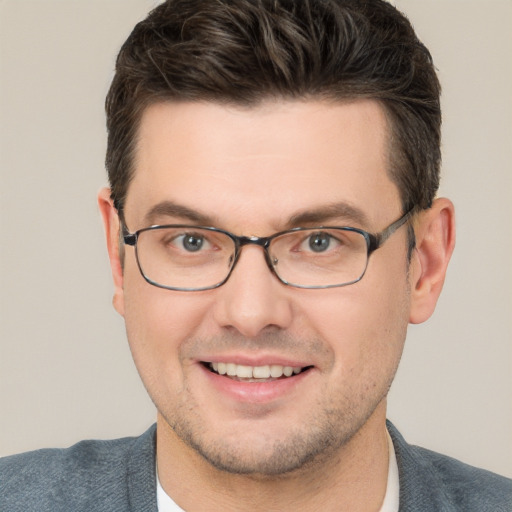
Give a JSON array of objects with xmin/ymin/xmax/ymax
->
[{"xmin": 126, "ymin": 99, "xmax": 401, "ymax": 231}]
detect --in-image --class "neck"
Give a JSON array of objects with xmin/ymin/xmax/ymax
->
[{"xmin": 156, "ymin": 403, "xmax": 391, "ymax": 512}]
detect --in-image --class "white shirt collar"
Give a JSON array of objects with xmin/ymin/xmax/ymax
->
[{"xmin": 378, "ymin": 430, "xmax": 400, "ymax": 512}]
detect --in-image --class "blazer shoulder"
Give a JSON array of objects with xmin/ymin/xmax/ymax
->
[
  {"xmin": 414, "ymin": 445, "xmax": 512, "ymax": 509},
  {"xmin": 0, "ymin": 430, "xmax": 154, "ymax": 512},
  {"xmin": 1, "ymin": 434, "xmax": 137, "ymax": 478},
  {"xmin": 387, "ymin": 421, "xmax": 512, "ymax": 511},
  {"xmin": 420, "ymin": 447, "xmax": 512, "ymax": 496}
]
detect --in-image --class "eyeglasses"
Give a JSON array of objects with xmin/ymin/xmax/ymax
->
[{"xmin": 121, "ymin": 209, "xmax": 413, "ymax": 291}]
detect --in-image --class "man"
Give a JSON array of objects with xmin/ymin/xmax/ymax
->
[{"xmin": 1, "ymin": 0, "xmax": 510, "ymax": 510}]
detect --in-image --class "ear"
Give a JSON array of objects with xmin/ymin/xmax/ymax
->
[
  {"xmin": 97, "ymin": 188, "xmax": 125, "ymax": 317},
  {"xmin": 409, "ymin": 198, "xmax": 456, "ymax": 324}
]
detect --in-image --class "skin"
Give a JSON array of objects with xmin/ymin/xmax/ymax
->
[{"xmin": 98, "ymin": 99, "xmax": 455, "ymax": 511}]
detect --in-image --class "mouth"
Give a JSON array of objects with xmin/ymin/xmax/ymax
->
[{"xmin": 203, "ymin": 362, "xmax": 313, "ymax": 382}]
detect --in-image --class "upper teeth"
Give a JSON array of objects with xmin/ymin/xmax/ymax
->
[{"xmin": 210, "ymin": 362, "xmax": 302, "ymax": 379}]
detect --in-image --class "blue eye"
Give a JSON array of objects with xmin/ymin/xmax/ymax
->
[
  {"xmin": 308, "ymin": 232, "xmax": 333, "ymax": 252},
  {"xmin": 180, "ymin": 234, "xmax": 205, "ymax": 252}
]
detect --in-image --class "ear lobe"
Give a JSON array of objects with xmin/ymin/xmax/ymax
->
[
  {"xmin": 97, "ymin": 187, "xmax": 125, "ymax": 316},
  {"xmin": 409, "ymin": 198, "xmax": 456, "ymax": 324}
]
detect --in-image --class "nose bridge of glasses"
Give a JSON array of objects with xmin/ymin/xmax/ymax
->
[
  {"xmin": 231, "ymin": 235, "xmax": 277, "ymax": 274},
  {"xmin": 237, "ymin": 235, "xmax": 271, "ymax": 248}
]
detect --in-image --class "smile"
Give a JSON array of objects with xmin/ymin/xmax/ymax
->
[{"xmin": 206, "ymin": 362, "xmax": 311, "ymax": 381}]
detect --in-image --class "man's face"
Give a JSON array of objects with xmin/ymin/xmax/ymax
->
[{"xmin": 116, "ymin": 99, "xmax": 411, "ymax": 475}]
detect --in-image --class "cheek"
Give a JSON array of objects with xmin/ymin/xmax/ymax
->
[
  {"xmin": 301, "ymin": 265, "xmax": 410, "ymax": 377},
  {"xmin": 121, "ymin": 263, "xmax": 213, "ymax": 381}
]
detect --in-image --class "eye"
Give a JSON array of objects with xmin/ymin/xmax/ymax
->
[
  {"xmin": 305, "ymin": 232, "xmax": 338, "ymax": 253},
  {"xmin": 176, "ymin": 233, "xmax": 208, "ymax": 252}
]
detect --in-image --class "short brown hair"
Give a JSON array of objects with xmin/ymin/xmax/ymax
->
[{"xmin": 106, "ymin": 0, "xmax": 441, "ymax": 214}]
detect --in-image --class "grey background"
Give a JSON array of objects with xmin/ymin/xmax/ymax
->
[{"xmin": 1, "ymin": 0, "xmax": 511, "ymax": 478}]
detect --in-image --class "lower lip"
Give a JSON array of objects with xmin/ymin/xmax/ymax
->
[{"xmin": 200, "ymin": 364, "xmax": 312, "ymax": 404}]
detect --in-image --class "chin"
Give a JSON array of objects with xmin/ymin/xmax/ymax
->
[{"xmin": 166, "ymin": 407, "xmax": 363, "ymax": 477}]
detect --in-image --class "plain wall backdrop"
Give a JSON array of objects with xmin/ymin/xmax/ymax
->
[{"xmin": 1, "ymin": 0, "xmax": 511, "ymax": 478}]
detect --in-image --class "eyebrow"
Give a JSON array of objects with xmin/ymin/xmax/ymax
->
[
  {"xmin": 143, "ymin": 200, "xmax": 370, "ymax": 230},
  {"xmin": 144, "ymin": 201, "xmax": 216, "ymax": 226},
  {"xmin": 285, "ymin": 202, "xmax": 370, "ymax": 229}
]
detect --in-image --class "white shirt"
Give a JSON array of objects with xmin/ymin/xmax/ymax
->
[
  {"xmin": 379, "ymin": 431, "xmax": 400, "ymax": 512},
  {"xmin": 156, "ymin": 433, "xmax": 400, "ymax": 512}
]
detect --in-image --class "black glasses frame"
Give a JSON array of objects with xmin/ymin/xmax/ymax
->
[{"xmin": 122, "ymin": 208, "xmax": 414, "ymax": 291}]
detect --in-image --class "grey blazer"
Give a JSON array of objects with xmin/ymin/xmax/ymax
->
[{"xmin": 1, "ymin": 421, "xmax": 511, "ymax": 511}]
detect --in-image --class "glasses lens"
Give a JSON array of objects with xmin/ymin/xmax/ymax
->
[
  {"xmin": 269, "ymin": 228, "xmax": 369, "ymax": 288},
  {"xmin": 135, "ymin": 227, "xmax": 235, "ymax": 290}
]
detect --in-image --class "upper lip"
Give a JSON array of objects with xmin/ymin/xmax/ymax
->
[{"xmin": 195, "ymin": 353, "xmax": 313, "ymax": 369}]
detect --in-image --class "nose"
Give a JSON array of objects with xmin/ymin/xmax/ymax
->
[{"xmin": 212, "ymin": 245, "xmax": 293, "ymax": 338}]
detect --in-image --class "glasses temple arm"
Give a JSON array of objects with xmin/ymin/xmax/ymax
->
[{"xmin": 368, "ymin": 208, "xmax": 415, "ymax": 251}]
